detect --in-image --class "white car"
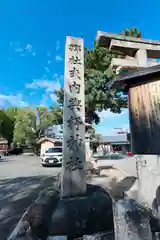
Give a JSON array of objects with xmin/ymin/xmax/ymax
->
[{"xmin": 41, "ymin": 147, "xmax": 62, "ymax": 167}]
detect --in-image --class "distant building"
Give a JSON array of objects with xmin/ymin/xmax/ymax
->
[
  {"xmin": 101, "ymin": 134, "xmax": 130, "ymax": 152},
  {"xmin": 36, "ymin": 137, "xmax": 62, "ymax": 155},
  {"xmin": 0, "ymin": 138, "xmax": 8, "ymax": 155}
]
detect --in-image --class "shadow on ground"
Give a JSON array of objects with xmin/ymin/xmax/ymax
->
[
  {"xmin": 0, "ymin": 175, "xmax": 56, "ymax": 240},
  {"xmin": 0, "ymin": 158, "xmax": 16, "ymax": 165}
]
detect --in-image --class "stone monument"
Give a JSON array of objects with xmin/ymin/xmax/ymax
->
[
  {"xmin": 61, "ymin": 36, "xmax": 86, "ymax": 198},
  {"xmin": 47, "ymin": 36, "xmax": 114, "ymax": 239}
]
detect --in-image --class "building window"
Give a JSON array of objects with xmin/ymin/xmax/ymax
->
[{"xmin": 54, "ymin": 142, "xmax": 62, "ymax": 147}]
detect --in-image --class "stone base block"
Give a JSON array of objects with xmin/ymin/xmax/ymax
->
[{"xmin": 27, "ymin": 184, "xmax": 113, "ymax": 239}]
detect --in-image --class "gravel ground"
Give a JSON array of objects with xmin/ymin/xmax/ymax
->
[{"xmin": 0, "ymin": 155, "xmax": 61, "ymax": 240}]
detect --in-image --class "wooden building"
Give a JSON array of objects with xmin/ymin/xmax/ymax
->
[{"xmin": 0, "ymin": 138, "xmax": 8, "ymax": 155}]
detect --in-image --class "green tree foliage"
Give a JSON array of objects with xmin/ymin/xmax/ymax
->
[
  {"xmin": 122, "ymin": 27, "xmax": 142, "ymax": 38},
  {"xmin": 13, "ymin": 106, "xmax": 63, "ymax": 146},
  {"xmin": 0, "ymin": 107, "xmax": 18, "ymax": 145},
  {"xmin": 36, "ymin": 106, "xmax": 53, "ymax": 139},
  {"xmin": 13, "ymin": 108, "xmax": 37, "ymax": 146},
  {"xmin": 51, "ymin": 107, "xmax": 63, "ymax": 125},
  {"xmin": 90, "ymin": 132, "xmax": 102, "ymax": 151},
  {"xmin": 56, "ymin": 44, "xmax": 127, "ymax": 125},
  {"xmin": 5, "ymin": 107, "xmax": 18, "ymax": 143},
  {"xmin": 36, "ymin": 106, "xmax": 62, "ymax": 139}
]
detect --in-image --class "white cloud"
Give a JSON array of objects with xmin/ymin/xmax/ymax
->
[
  {"xmin": 32, "ymin": 52, "xmax": 36, "ymax": 56},
  {"xmin": 56, "ymin": 41, "xmax": 60, "ymax": 51},
  {"xmin": 40, "ymin": 94, "xmax": 47, "ymax": 106},
  {"xmin": 0, "ymin": 98, "xmax": 5, "ymax": 107},
  {"xmin": 25, "ymin": 44, "xmax": 32, "ymax": 53},
  {"xmin": 44, "ymin": 66, "xmax": 50, "ymax": 73},
  {"xmin": 10, "ymin": 41, "xmax": 35, "ymax": 56},
  {"xmin": 55, "ymin": 55, "xmax": 63, "ymax": 61},
  {"xmin": 26, "ymin": 74, "xmax": 62, "ymax": 105},
  {"xmin": 26, "ymin": 78, "xmax": 61, "ymax": 93},
  {"xmin": 50, "ymin": 93, "xmax": 57, "ymax": 102},
  {"xmin": 48, "ymin": 60, "xmax": 52, "ymax": 65},
  {"xmin": 0, "ymin": 93, "xmax": 28, "ymax": 107},
  {"xmin": 10, "ymin": 41, "xmax": 21, "ymax": 52}
]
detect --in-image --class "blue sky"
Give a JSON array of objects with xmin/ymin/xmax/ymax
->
[{"xmin": 0, "ymin": 0, "xmax": 159, "ymax": 135}]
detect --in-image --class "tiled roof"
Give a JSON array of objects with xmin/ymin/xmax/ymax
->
[
  {"xmin": 101, "ymin": 134, "xmax": 129, "ymax": 143},
  {"xmin": 0, "ymin": 138, "xmax": 8, "ymax": 143},
  {"xmin": 36, "ymin": 137, "xmax": 62, "ymax": 144}
]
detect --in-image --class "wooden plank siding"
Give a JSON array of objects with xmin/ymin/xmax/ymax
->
[{"xmin": 128, "ymin": 77, "xmax": 160, "ymax": 154}]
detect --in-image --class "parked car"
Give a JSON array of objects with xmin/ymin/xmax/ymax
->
[
  {"xmin": 103, "ymin": 152, "xmax": 125, "ymax": 160},
  {"xmin": 41, "ymin": 147, "xmax": 62, "ymax": 167},
  {"xmin": 8, "ymin": 147, "xmax": 23, "ymax": 155}
]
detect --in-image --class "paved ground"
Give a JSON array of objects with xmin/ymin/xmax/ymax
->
[{"xmin": 0, "ymin": 155, "xmax": 61, "ymax": 240}]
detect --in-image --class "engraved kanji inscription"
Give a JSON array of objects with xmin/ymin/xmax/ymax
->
[
  {"xmin": 66, "ymin": 156, "xmax": 83, "ymax": 171},
  {"xmin": 68, "ymin": 44, "xmax": 81, "ymax": 53},
  {"xmin": 69, "ymin": 67, "xmax": 81, "ymax": 80},
  {"xmin": 69, "ymin": 81, "xmax": 80, "ymax": 94},
  {"xmin": 67, "ymin": 116, "xmax": 83, "ymax": 131},
  {"xmin": 69, "ymin": 56, "xmax": 81, "ymax": 65},
  {"xmin": 68, "ymin": 97, "xmax": 82, "ymax": 111},
  {"xmin": 66, "ymin": 134, "xmax": 83, "ymax": 151}
]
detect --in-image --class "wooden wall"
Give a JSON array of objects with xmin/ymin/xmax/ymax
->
[{"xmin": 128, "ymin": 77, "xmax": 160, "ymax": 154}]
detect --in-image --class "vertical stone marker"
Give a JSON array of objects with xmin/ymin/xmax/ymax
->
[{"xmin": 61, "ymin": 36, "xmax": 86, "ymax": 198}]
